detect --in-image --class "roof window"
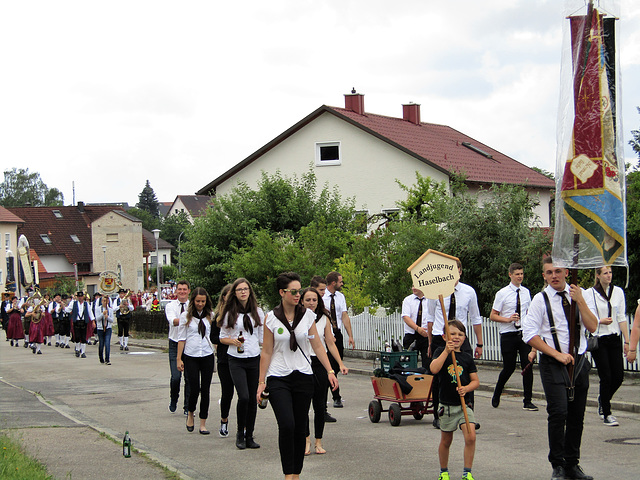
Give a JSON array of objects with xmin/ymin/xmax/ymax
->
[
  {"xmin": 53, "ymin": 210, "xmax": 63, "ymax": 218},
  {"xmin": 40, "ymin": 234, "xmax": 52, "ymax": 244},
  {"xmin": 70, "ymin": 234, "xmax": 81, "ymax": 244},
  {"xmin": 462, "ymin": 142, "xmax": 494, "ymax": 160}
]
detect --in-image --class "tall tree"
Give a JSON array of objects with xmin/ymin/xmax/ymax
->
[
  {"xmin": 0, "ymin": 168, "xmax": 64, "ymax": 207},
  {"xmin": 136, "ymin": 180, "xmax": 160, "ymax": 217}
]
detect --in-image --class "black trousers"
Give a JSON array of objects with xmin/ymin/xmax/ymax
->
[
  {"xmin": 217, "ymin": 359, "xmax": 235, "ymax": 419},
  {"xmin": 118, "ymin": 320, "xmax": 130, "ymax": 338},
  {"xmin": 328, "ymin": 328, "xmax": 343, "ymax": 401},
  {"xmin": 183, "ymin": 353, "xmax": 215, "ymax": 420},
  {"xmin": 591, "ymin": 334, "xmax": 624, "ymax": 417},
  {"xmin": 228, "ymin": 355, "xmax": 260, "ymax": 436},
  {"xmin": 495, "ymin": 331, "xmax": 533, "ymax": 403},
  {"xmin": 539, "ymin": 354, "xmax": 590, "ymax": 468},
  {"xmin": 403, "ymin": 332, "xmax": 429, "ymax": 368},
  {"xmin": 73, "ymin": 322, "xmax": 87, "ymax": 344},
  {"xmin": 306, "ymin": 355, "xmax": 329, "ymax": 439},
  {"xmin": 268, "ymin": 371, "xmax": 314, "ymax": 475}
]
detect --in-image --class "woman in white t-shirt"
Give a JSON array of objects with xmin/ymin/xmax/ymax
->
[
  {"xmin": 300, "ymin": 287, "xmax": 348, "ymax": 455},
  {"xmin": 177, "ymin": 287, "xmax": 215, "ymax": 435},
  {"xmin": 588, "ymin": 266, "xmax": 629, "ymax": 426},
  {"xmin": 257, "ymin": 272, "xmax": 338, "ymax": 480},
  {"xmin": 220, "ymin": 278, "xmax": 264, "ymax": 450}
]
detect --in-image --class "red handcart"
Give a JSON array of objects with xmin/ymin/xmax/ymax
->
[{"xmin": 368, "ymin": 374, "xmax": 434, "ymax": 426}]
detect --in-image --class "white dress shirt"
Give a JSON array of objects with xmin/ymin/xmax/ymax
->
[
  {"xmin": 587, "ymin": 285, "xmax": 626, "ymax": 337},
  {"xmin": 401, "ymin": 294, "xmax": 428, "ymax": 334},
  {"xmin": 165, "ymin": 299, "xmax": 189, "ymax": 342},
  {"xmin": 322, "ymin": 290, "xmax": 348, "ymax": 329},
  {"xmin": 220, "ymin": 309, "xmax": 265, "ymax": 358},
  {"xmin": 491, "ymin": 283, "xmax": 531, "ymax": 334},
  {"xmin": 523, "ymin": 284, "xmax": 596, "ymax": 355},
  {"xmin": 426, "ymin": 282, "xmax": 482, "ymax": 336},
  {"xmin": 266, "ymin": 309, "xmax": 315, "ymax": 377},
  {"xmin": 178, "ymin": 313, "xmax": 214, "ymax": 357}
]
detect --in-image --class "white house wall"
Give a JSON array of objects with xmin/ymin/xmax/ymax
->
[
  {"xmin": 215, "ymin": 112, "xmax": 450, "ymax": 214},
  {"xmin": 469, "ymin": 186, "xmax": 552, "ymax": 227}
]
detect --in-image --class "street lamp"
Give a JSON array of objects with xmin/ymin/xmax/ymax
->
[
  {"xmin": 102, "ymin": 245, "xmax": 107, "ymax": 271},
  {"xmin": 152, "ymin": 229, "xmax": 161, "ymax": 299}
]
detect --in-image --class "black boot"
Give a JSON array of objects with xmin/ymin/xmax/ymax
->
[
  {"xmin": 245, "ymin": 435, "xmax": 260, "ymax": 449},
  {"xmin": 235, "ymin": 431, "xmax": 246, "ymax": 450}
]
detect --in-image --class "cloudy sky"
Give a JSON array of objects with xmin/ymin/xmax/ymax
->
[{"xmin": 2, "ymin": 0, "xmax": 639, "ymax": 207}]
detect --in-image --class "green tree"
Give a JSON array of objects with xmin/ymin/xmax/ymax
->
[
  {"xmin": 0, "ymin": 168, "xmax": 64, "ymax": 207},
  {"xmin": 161, "ymin": 211, "xmax": 192, "ymax": 259},
  {"xmin": 630, "ymin": 107, "xmax": 640, "ymax": 160},
  {"xmin": 181, "ymin": 169, "xmax": 357, "ymax": 301},
  {"xmin": 136, "ymin": 180, "xmax": 160, "ymax": 217},
  {"xmin": 126, "ymin": 207, "xmax": 161, "ymax": 232}
]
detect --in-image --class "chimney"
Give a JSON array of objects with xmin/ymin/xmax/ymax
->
[
  {"xmin": 402, "ymin": 103, "xmax": 421, "ymax": 125},
  {"xmin": 77, "ymin": 201, "xmax": 85, "ymax": 213},
  {"xmin": 344, "ymin": 89, "xmax": 365, "ymax": 115}
]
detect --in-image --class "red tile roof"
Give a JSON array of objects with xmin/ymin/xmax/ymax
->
[
  {"xmin": 0, "ymin": 206, "xmax": 25, "ymax": 224},
  {"xmin": 197, "ymin": 104, "xmax": 555, "ymax": 194},
  {"xmin": 6, "ymin": 205, "xmax": 127, "ymax": 265}
]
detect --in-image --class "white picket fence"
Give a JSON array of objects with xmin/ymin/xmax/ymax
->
[{"xmin": 346, "ymin": 307, "xmax": 640, "ymax": 372}]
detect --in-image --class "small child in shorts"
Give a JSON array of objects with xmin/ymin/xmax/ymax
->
[{"xmin": 429, "ymin": 319, "xmax": 479, "ymax": 480}]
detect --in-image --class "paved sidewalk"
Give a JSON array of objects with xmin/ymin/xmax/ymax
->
[{"xmin": 1, "ymin": 337, "xmax": 638, "ymax": 480}]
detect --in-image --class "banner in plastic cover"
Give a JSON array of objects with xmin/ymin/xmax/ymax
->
[{"xmin": 552, "ymin": 0, "xmax": 626, "ymax": 268}]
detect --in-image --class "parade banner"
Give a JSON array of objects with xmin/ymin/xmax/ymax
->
[{"xmin": 552, "ymin": 0, "xmax": 626, "ymax": 268}]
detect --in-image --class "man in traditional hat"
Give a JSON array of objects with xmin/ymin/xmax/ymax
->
[
  {"xmin": 112, "ymin": 288, "xmax": 133, "ymax": 350},
  {"xmin": 65, "ymin": 291, "xmax": 95, "ymax": 358},
  {"xmin": 1, "ymin": 292, "xmax": 11, "ymax": 338}
]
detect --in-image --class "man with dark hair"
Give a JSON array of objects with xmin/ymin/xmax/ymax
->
[
  {"xmin": 522, "ymin": 257, "xmax": 597, "ymax": 480},
  {"xmin": 401, "ymin": 286, "xmax": 429, "ymax": 368},
  {"xmin": 322, "ymin": 271, "xmax": 354, "ymax": 408},
  {"xmin": 310, "ymin": 274, "xmax": 335, "ymax": 422},
  {"xmin": 490, "ymin": 262, "xmax": 537, "ymax": 411},
  {"xmin": 65, "ymin": 291, "xmax": 95, "ymax": 358},
  {"xmin": 165, "ymin": 280, "xmax": 190, "ymax": 414}
]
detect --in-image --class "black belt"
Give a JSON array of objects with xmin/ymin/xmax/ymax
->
[{"xmin": 501, "ymin": 331, "xmax": 522, "ymax": 337}]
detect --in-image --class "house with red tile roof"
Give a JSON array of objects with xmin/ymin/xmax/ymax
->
[
  {"xmin": 196, "ymin": 92, "xmax": 555, "ymax": 227},
  {"xmin": 0, "ymin": 206, "xmax": 25, "ymax": 293},
  {"xmin": 166, "ymin": 195, "xmax": 213, "ymax": 223},
  {"xmin": 5, "ymin": 203, "xmax": 162, "ymax": 294}
]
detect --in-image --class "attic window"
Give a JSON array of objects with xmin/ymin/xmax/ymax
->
[
  {"xmin": 53, "ymin": 210, "xmax": 63, "ymax": 218},
  {"xmin": 461, "ymin": 142, "xmax": 494, "ymax": 160},
  {"xmin": 70, "ymin": 234, "xmax": 81, "ymax": 244},
  {"xmin": 106, "ymin": 233, "xmax": 118, "ymax": 242},
  {"xmin": 40, "ymin": 234, "xmax": 52, "ymax": 244},
  {"xmin": 315, "ymin": 142, "xmax": 341, "ymax": 166}
]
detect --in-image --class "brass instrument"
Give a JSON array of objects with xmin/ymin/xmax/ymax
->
[
  {"xmin": 119, "ymin": 289, "xmax": 132, "ymax": 315},
  {"xmin": 27, "ymin": 289, "xmax": 47, "ymax": 324}
]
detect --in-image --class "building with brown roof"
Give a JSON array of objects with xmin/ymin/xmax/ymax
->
[
  {"xmin": 166, "ymin": 195, "xmax": 213, "ymax": 223},
  {"xmin": 6, "ymin": 203, "xmax": 154, "ymax": 294},
  {"xmin": 197, "ymin": 91, "xmax": 555, "ymax": 227}
]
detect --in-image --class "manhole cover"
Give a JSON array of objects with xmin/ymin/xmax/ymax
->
[{"xmin": 605, "ymin": 437, "xmax": 640, "ymax": 445}]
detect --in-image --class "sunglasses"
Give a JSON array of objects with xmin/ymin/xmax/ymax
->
[{"xmin": 283, "ymin": 288, "xmax": 303, "ymax": 296}]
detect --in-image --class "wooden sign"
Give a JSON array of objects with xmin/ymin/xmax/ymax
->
[{"xmin": 406, "ymin": 249, "xmax": 459, "ymax": 299}]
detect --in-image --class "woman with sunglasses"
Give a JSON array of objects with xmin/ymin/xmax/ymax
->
[
  {"xmin": 177, "ymin": 287, "xmax": 215, "ymax": 435},
  {"xmin": 300, "ymin": 287, "xmax": 348, "ymax": 455},
  {"xmin": 257, "ymin": 272, "xmax": 338, "ymax": 480},
  {"xmin": 220, "ymin": 278, "xmax": 264, "ymax": 449}
]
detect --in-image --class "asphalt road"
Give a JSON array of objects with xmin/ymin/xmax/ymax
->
[{"xmin": 1, "ymin": 338, "xmax": 639, "ymax": 480}]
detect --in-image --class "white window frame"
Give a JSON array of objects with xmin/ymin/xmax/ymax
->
[
  {"xmin": 40, "ymin": 234, "xmax": 52, "ymax": 244},
  {"xmin": 70, "ymin": 234, "xmax": 81, "ymax": 244},
  {"xmin": 5, "ymin": 233, "xmax": 10, "ymax": 250},
  {"xmin": 106, "ymin": 233, "xmax": 118, "ymax": 243},
  {"xmin": 315, "ymin": 141, "xmax": 341, "ymax": 166}
]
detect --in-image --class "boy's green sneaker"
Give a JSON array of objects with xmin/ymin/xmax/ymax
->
[
  {"xmin": 438, "ymin": 473, "xmax": 450, "ymax": 480},
  {"xmin": 462, "ymin": 473, "xmax": 475, "ymax": 480}
]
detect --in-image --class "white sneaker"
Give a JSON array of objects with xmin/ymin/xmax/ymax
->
[
  {"xmin": 219, "ymin": 422, "xmax": 229, "ymax": 438},
  {"xmin": 603, "ymin": 415, "xmax": 619, "ymax": 426}
]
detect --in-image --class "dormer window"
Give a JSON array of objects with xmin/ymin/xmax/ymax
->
[
  {"xmin": 40, "ymin": 234, "xmax": 52, "ymax": 244},
  {"xmin": 53, "ymin": 210, "xmax": 63, "ymax": 218},
  {"xmin": 315, "ymin": 141, "xmax": 341, "ymax": 166},
  {"xmin": 70, "ymin": 234, "xmax": 81, "ymax": 244}
]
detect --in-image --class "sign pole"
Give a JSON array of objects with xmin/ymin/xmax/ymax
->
[{"xmin": 438, "ymin": 294, "xmax": 471, "ymax": 433}]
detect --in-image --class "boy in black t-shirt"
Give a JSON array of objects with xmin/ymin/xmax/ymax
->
[{"xmin": 430, "ymin": 319, "xmax": 479, "ymax": 480}]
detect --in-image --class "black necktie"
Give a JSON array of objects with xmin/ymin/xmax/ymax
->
[
  {"xmin": 330, "ymin": 294, "xmax": 338, "ymax": 329},
  {"xmin": 515, "ymin": 288, "xmax": 521, "ymax": 329},
  {"xmin": 558, "ymin": 291, "xmax": 571, "ymax": 324},
  {"xmin": 180, "ymin": 303, "xmax": 185, "ymax": 314},
  {"xmin": 448, "ymin": 292, "xmax": 456, "ymax": 320},
  {"xmin": 416, "ymin": 298, "xmax": 424, "ymax": 327}
]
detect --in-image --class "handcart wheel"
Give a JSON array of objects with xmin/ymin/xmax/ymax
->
[
  {"xmin": 411, "ymin": 401, "xmax": 424, "ymax": 420},
  {"xmin": 388, "ymin": 403, "xmax": 402, "ymax": 426},
  {"xmin": 368, "ymin": 400, "xmax": 382, "ymax": 423}
]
